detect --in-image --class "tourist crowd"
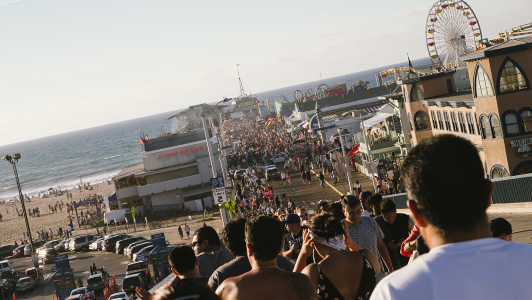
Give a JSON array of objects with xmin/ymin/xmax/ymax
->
[{"xmin": 133, "ymin": 120, "xmax": 532, "ymax": 300}]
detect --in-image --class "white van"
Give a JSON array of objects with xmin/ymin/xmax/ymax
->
[{"xmin": 104, "ymin": 209, "xmax": 128, "ymax": 225}]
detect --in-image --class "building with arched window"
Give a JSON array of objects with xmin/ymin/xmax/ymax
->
[
  {"xmin": 397, "ymin": 37, "xmax": 532, "ymax": 177},
  {"xmin": 461, "ymin": 37, "xmax": 532, "ymax": 176}
]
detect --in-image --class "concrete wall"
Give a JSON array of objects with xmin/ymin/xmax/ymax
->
[{"xmin": 143, "ymin": 141, "xmax": 217, "ymax": 171}]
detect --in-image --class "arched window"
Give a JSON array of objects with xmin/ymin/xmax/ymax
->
[
  {"xmin": 498, "ymin": 57, "xmax": 529, "ymax": 94},
  {"xmin": 480, "ymin": 115, "xmax": 491, "ymax": 139},
  {"xmin": 414, "ymin": 111, "xmax": 430, "ymax": 131},
  {"xmin": 437, "ymin": 111, "xmax": 444, "ymax": 129},
  {"xmin": 466, "ymin": 112, "xmax": 475, "ymax": 134},
  {"xmin": 490, "ymin": 114, "xmax": 501, "ymax": 138},
  {"xmin": 504, "ymin": 113, "xmax": 520, "ymax": 135},
  {"xmin": 443, "ymin": 111, "xmax": 451, "ymax": 131},
  {"xmin": 430, "ymin": 111, "xmax": 438, "ymax": 129},
  {"xmin": 458, "ymin": 112, "xmax": 466, "ymax": 133},
  {"xmin": 410, "ymin": 84, "xmax": 424, "ymax": 101},
  {"xmin": 474, "ymin": 64, "xmax": 494, "ymax": 98},
  {"xmin": 474, "ymin": 112, "xmax": 480, "ymax": 135},
  {"xmin": 521, "ymin": 110, "xmax": 532, "ymax": 133},
  {"xmin": 490, "ymin": 165, "xmax": 509, "ymax": 179},
  {"xmin": 408, "ymin": 112, "xmax": 413, "ymax": 131},
  {"xmin": 450, "ymin": 112, "xmax": 459, "ymax": 132}
]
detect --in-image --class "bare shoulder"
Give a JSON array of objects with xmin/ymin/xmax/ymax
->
[
  {"xmin": 216, "ymin": 276, "xmax": 238, "ymax": 300},
  {"xmin": 290, "ymin": 272, "xmax": 318, "ymax": 300}
]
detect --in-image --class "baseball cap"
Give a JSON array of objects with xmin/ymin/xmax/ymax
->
[
  {"xmin": 359, "ymin": 191, "xmax": 373, "ymax": 201},
  {"xmin": 281, "ymin": 213, "xmax": 301, "ymax": 224}
]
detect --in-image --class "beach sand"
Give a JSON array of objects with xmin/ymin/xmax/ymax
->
[{"xmin": 0, "ymin": 183, "xmax": 115, "ymax": 246}]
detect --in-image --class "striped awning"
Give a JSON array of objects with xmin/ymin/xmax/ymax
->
[{"xmin": 364, "ymin": 105, "xmax": 384, "ymax": 113}]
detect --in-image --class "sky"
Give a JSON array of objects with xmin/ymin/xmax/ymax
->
[{"xmin": 0, "ymin": 0, "xmax": 530, "ymax": 146}]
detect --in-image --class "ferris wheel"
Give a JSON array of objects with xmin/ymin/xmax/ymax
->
[{"xmin": 426, "ymin": 0, "xmax": 482, "ymax": 70}]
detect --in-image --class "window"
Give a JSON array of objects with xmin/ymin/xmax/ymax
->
[
  {"xmin": 408, "ymin": 112, "xmax": 413, "ymax": 131},
  {"xmin": 521, "ymin": 110, "xmax": 532, "ymax": 133},
  {"xmin": 443, "ymin": 111, "xmax": 451, "ymax": 131},
  {"xmin": 457, "ymin": 112, "xmax": 466, "ymax": 133},
  {"xmin": 414, "ymin": 111, "xmax": 430, "ymax": 131},
  {"xmin": 480, "ymin": 115, "xmax": 491, "ymax": 139},
  {"xmin": 430, "ymin": 111, "xmax": 438, "ymax": 129},
  {"xmin": 446, "ymin": 79, "xmax": 453, "ymax": 93},
  {"xmin": 437, "ymin": 111, "xmax": 444, "ymax": 129},
  {"xmin": 474, "ymin": 112, "xmax": 480, "ymax": 135},
  {"xmin": 504, "ymin": 113, "xmax": 520, "ymax": 135},
  {"xmin": 491, "ymin": 165, "xmax": 509, "ymax": 179},
  {"xmin": 490, "ymin": 115, "xmax": 501, "ymax": 138},
  {"xmin": 466, "ymin": 112, "xmax": 475, "ymax": 134},
  {"xmin": 498, "ymin": 58, "xmax": 529, "ymax": 94},
  {"xmin": 474, "ymin": 64, "xmax": 494, "ymax": 97},
  {"xmin": 450, "ymin": 112, "xmax": 459, "ymax": 132},
  {"xmin": 410, "ymin": 84, "xmax": 424, "ymax": 101}
]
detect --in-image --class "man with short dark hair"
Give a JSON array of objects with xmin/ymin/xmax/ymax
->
[
  {"xmin": 342, "ymin": 195, "xmax": 394, "ymax": 282},
  {"xmin": 216, "ymin": 216, "xmax": 317, "ymax": 300},
  {"xmin": 192, "ymin": 226, "xmax": 234, "ymax": 277},
  {"xmin": 281, "ymin": 214, "xmax": 305, "ymax": 261},
  {"xmin": 371, "ymin": 134, "xmax": 532, "ymax": 299},
  {"xmin": 208, "ymin": 218, "xmax": 294, "ymax": 290}
]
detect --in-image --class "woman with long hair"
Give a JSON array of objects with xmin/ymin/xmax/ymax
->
[{"xmin": 294, "ymin": 213, "xmax": 380, "ymax": 300}]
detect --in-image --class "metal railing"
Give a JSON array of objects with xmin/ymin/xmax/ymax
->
[{"xmin": 357, "ymin": 132, "xmax": 399, "ymax": 150}]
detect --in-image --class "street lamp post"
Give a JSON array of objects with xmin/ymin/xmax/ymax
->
[
  {"xmin": 2, "ymin": 154, "xmax": 34, "ymax": 254},
  {"xmin": 337, "ymin": 129, "xmax": 353, "ymax": 192}
]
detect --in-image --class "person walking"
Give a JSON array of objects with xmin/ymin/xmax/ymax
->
[
  {"xmin": 319, "ymin": 171, "xmax": 325, "ymax": 188},
  {"xmin": 306, "ymin": 169, "xmax": 312, "ymax": 185},
  {"xmin": 178, "ymin": 226, "xmax": 184, "ymax": 240},
  {"xmin": 184, "ymin": 224, "xmax": 190, "ymax": 239}
]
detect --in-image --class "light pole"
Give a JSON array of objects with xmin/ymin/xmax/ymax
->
[
  {"xmin": 337, "ymin": 129, "xmax": 353, "ymax": 192},
  {"xmin": 2, "ymin": 154, "xmax": 34, "ymax": 254}
]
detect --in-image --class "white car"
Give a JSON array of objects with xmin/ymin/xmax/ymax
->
[
  {"xmin": 272, "ymin": 153, "xmax": 287, "ymax": 164},
  {"xmin": 109, "ymin": 292, "xmax": 131, "ymax": 300},
  {"xmin": 70, "ymin": 287, "xmax": 95, "ymax": 300},
  {"xmin": 89, "ymin": 239, "xmax": 104, "ymax": 251}
]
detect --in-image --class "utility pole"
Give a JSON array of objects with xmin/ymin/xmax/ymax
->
[
  {"xmin": 337, "ymin": 129, "xmax": 353, "ymax": 193},
  {"xmin": 201, "ymin": 107, "xmax": 228, "ymax": 227},
  {"xmin": 359, "ymin": 112, "xmax": 378, "ymax": 193}
]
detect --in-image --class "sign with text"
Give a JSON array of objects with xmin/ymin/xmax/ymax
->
[
  {"xmin": 211, "ymin": 177, "xmax": 227, "ymax": 204},
  {"xmin": 263, "ymin": 189, "xmax": 273, "ymax": 198},
  {"xmin": 151, "ymin": 233, "xmax": 166, "ymax": 247}
]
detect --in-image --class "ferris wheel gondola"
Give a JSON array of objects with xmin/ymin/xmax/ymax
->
[{"xmin": 426, "ymin": 0, "xmax": 482, "ymax": 70}]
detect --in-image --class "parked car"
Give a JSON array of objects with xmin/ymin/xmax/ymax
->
[
  {"xmin": 86, "ymin": 274, "xmax": 109, "ymax": 295},
  {"xmin": 89, "ymin": 239, "xmax": 104, "ymax": 251},
  {"xmin": 125, "ymin": 261, "xmax": 151, "ymax": 283},
  {"xmin": 121, "ymin": 273, "xmax": 148, "ymax": 296},
  {"xmin": 65, "ymin": 295, "xmax": 85, "ymax": 300},
  {"xmin": 265, "ymin": 167, "xmax": 281, "ymax": 181},
  {"xmin": 0, "ymin": 245, "xmax": 15, "ymax": 260},
  {"xmin": 0, "ymin": 260, "xmax": 14, "ymax": 274},
  {"xmin": 42, "ymin": 240, "xmax": 63, "ymax": 250},
  {"xmin": 102, "ymin": 234, "xmax": 131, "ymax": 252},
  {"xmin": 15, "ymin": 277, "xmax": 36, "ymax": 294},
  {"xmin": 38, "ymin": 248, "xmax": 58, "ymax": 265},
  {"xmin": 24, "ymin": 240, "xmax": 48, "ymax": 256},
  {"xmin": 115, "ymin": 237, "xmax": 145, "ymax": 254},
  {"xmin": 70, "ymin": 287, "xmax": 95, "ymax": 300},
  {"xmin": 1, "ymin": 270, "xmax": 19, "ymax": 286},
  {"xmin": 125, "ymin": 242, "xmax": 152, "ymax": 259},
  {"xmin": 123, "ymin": 240, "xmax": 148, "ymax": 258},
  {"xmin": 12, "ymin": 246, "xmax": 25, "ymax": 258},
  {"xmin": 25, "ymin": 267, "xmax": 42, "ymax": 279},
  {"xmin": 108, "ymin": 292, "xmax": 130, "ymax": 300},
  {"xmin": 54, "ymin": 240, "xmax": 69, "ymax": 253},
  {"xmin": 132, "ymin": 245, "xmax": 154, "ymax": 262},
  {"xmin": 69, "ymin": 234, "xmax": 101, "ymax": 252}
]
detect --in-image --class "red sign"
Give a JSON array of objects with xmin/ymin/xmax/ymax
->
[
  {"xmin": 53, "ymin": 278, "xmax": 60, "ymax": 283},
  {"xmin": 264, "ymin": 189, "xmax": 273, "ymax": 198},
  {"xmin": 157, "ymin": 146, "xmax": 204, "ymax": 159},
  {"xmin": 298, "ymin": 143, "xmax": 303, "ymax": 149}
]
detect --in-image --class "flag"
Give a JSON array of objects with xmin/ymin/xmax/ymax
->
[
  {"xmin": 349, "ymin": 144, "xmax": 360, "ymax": 156},
  {"xmin": 146, "ymin": 134, "xmax": 151, "ymax": 140},
  {"xmin": 408, "ymin": 53, "xmax": 413, "ymax": 70},
  {"xmin": 140, "ymin": 137, "xmax": 146, "ymax": 144}
]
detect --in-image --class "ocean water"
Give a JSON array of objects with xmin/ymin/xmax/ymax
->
[{"xmin": 0, "ymin": 57, "xmax": 431, "ymax": 200}]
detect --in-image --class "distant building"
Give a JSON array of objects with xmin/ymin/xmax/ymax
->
[
  {"xmin": 168, "ymin": 104, "xmax": 225, "ymax": 132},
  {"xmin": 399, "ymin": 37, "xmax": 532, "ymax": 178},
  {"xmin": 111, "ymin": 129, "xmax": 221, "ymax": 213}
]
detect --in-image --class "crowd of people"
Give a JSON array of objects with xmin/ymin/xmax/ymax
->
[{"xmin": 131, "ymin": 121, "xmax": 532, "ymax": 300}]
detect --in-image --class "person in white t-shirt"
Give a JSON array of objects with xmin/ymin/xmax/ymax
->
[{"xmin": 371, "ymin": 134, "xmax": 532, "ymax": 300}]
